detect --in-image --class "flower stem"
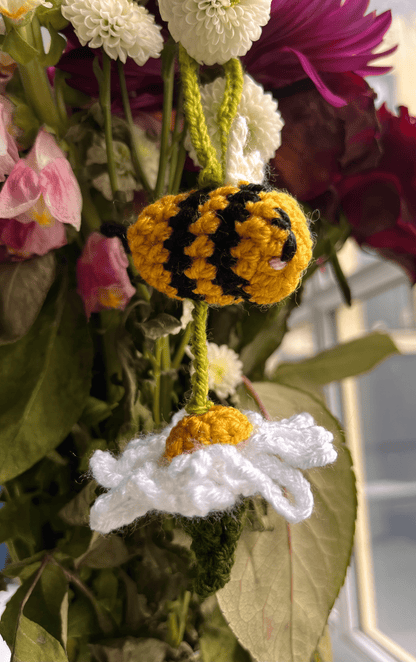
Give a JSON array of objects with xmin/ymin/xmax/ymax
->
[
  {"xmin": 16, "ymin": 24, "xmax": 64, "ymax": 136},
  {"xmin": 186, "ymin": 300, "xmax": 213, "ymax": 415},
  {"xmin": 153, "ymin": 338, "xmax": 162, "ymax": 427},
  {"xmin": 168, "ymin": 86, "xmax": 184, "ymax": 193},
  {"xmin": 172, "ymin": 321, "xmax": 192, "ymax": 370},
  {"xmin": 154, "ymin": 39, "xmax": 176, "ymax": 200},
  {"xmin": 116, "ymin": 59, "xmax": 152, "ymax": 196},
  {"xmin": 241, "ymin": 376, "xmax": 271, "ymax": 420},
  {"xmin": 160, "ymin": 335, "xmax": 172, "ymax": 422},
  {"xmin": 100, "ymin": 52, "xmax": 119, "ymax": 203}
]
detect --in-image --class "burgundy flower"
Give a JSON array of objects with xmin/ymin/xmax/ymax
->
[
  {"xmin": 53, "ymin": 24, "xmax": 165, "ymax": 114},
  {"xmin": 77, "ymin": 232, "xmax": 136, "ymax": 319},
  {"xmin": 335, "ymin": 105, "xmax": 416, "ymax": 282},
  {"xmin": 270, "ymin": 72, "xmax": 381, "ymax": 201},
  {"xmin": 243, "ymin": 0, "xmax": 396, "ymax": 106}
]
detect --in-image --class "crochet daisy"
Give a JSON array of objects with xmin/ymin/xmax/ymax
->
[
  {"xmin": 158, "ymin": 0, "xmax": 272, "ymax": 66},
  {"xmin": 89, "ymin": 408, "xmax": 336, "ymax": 534},
  {"xmin": 61, "ymin": 0, "xmax": 163, "ymax": 66},
  {"xmin": 186, "ymin": 74, "xmax": 283, "ymax": 182}
]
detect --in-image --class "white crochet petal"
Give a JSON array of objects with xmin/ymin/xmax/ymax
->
[{"xmin": 89, "ymin": 409, "xmax": 337, "ymax": 533}]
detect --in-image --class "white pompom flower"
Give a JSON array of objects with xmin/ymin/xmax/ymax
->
[
  {"xmin": 89, "ymin": 409, "xmax": 337, "ymax": 534},
  {"xmin": 158, "ymin": 0, "xmax": 272, "ymax": 66},
  {"xmin": 61, "ymin": 0, "xmax": 164, "ymax": 66},
  {"xmin": 186, "ymin": 74, "xmax": 283, "ymax": 182},
  {"xmin": 206, "ymin": 342, "xmax": 243, "ymax": 399}
]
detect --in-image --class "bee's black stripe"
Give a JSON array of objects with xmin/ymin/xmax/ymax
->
[
  {"xmin": 208, "ymin": 184, "xmax": 267, "ymax": 300},
  {"xmin": 271, "ymin": 208, "xmax": 291, "ymax": 231},
  {"xmin": 163, "ymin": 189, "xmax": 211, "ymax": 299},
  {"xmin": 281, "ymin": 231, "xmax": 297, "ymax": 263}
]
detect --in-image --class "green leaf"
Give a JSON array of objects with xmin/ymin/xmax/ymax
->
[
  {"xmin": 77, "ymin": 535, "xmax": 130, "ymax": 569},
  {"xmin": 13, "ymin": 615, "xmax": 68, "ymax": 662},
  {"xmin": 0, "ymin": 570, "xmax": 39, "ymax": 646},
  {"xmin": 0, "ymin": 279, "xmax": 93, "ymax": 483},
  {"xmin": 58, "ymin": 482, "xmax": 97, "ymax": 527},
  {"xmin": 38, "ymin": 25, "xmax": 66, "ymax": 67},
  {"xmin": 6, "ymin": 94, "xmax": 40, "ymax": 150},
  {"xmin": 0, "ymin": 253, "xmax": 56, "ymax": 345},
  {"xmin": 217, "ymin": 382, "xmax": 357, "ymax": 662},
  {"xmin": 89, "ymin": 637, "xmax": 171, "ymax": 662},
  {"xmin": 140, "ymin": 313, "xmax": 181, "ymax": 340},
  {"xmin": 1, "ymin": 28, "xmax": 39, "ymax": 64},
  {"xmin": 79, "ymin": 397, "xmax": 115, "ymax": 427},
  {"xmin": 272, "ymin": 332, "xmax": 399, "ymax": 389},
  {"xmin": 23, "ymin": 563, "xmax": 68, "ymax": 649},
  {"xmin": 67, "ymin": 594, "xmax": 101, "ymax": 638},
  {"xmin": 311, "ymin": 626, "xmax": 332, "ymax": 662},
  {"xmin": 200, "ymin": 602, "xmax": 251, "ymax": 662}
]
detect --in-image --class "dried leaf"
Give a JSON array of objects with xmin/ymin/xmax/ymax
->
[{"xmin": 217, "ymin": 382, "xmax": 356, "ymax": 662}]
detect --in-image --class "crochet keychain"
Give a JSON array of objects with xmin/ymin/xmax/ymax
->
[{"xmin": 89, "ymin": 46, "xmax": 337, "ymax": 598}]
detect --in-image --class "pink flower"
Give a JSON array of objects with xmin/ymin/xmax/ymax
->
[
  {"xmin": 76, "ymin": 232, "xmax": 136, "ymax": 319},
  {"xmin": 243, "ymin": 0, "xmax": 396, "ymax": 107},
  {"xmin": 0, "ymin": 128, "xmax": 82, "ymax": 260},
  {"xmin": 0, "ymin": 96, "xmax": 18, "ymax": 181}
]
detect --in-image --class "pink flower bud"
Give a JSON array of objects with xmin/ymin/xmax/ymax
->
[{"xmin": 76, "ymin": 232, "xmax": 136, "ymax": 319}]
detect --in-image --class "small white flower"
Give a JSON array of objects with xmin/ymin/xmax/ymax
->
[
  {"xmin": 180, "ymin": 299, "xmax": 194, "ymax": 329},
  {"xmin": 61, "ymin": 0, "xmax": 163, "ymax": 66},
  {"xmin": 159, "ymin": 0, "xmax": 271, "ymax": 66},
  {"xmin": 89, "ymin": 409, "xmax": 337, "ymax": 533},
  {"xmin": 0, "ymin": 635, "xmax": 10, "ymax": 662},
  {"xmin": 206, "ymin": 342, "xmax": 243, "ymax": 399},
  {"xmin": 186, "ymin": 74, "xmax": 283, "ymax": 178},
  {"xmin": 86, "ymin": 127, "xmax": 160, "ymax": 200}
]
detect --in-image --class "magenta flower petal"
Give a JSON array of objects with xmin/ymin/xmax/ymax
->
[
  {"xmin": 243, "ymin": 0, "xmax": 395, "ymax": 105},
  {"xmin": 0, "ymin": 216, "xmax": 67, "ymax": 259},
  {"xmin": 76, "ymin": 233, "xmax": 136, "ymax": 319},
  {"xmin": 0, "ymin": 160, "xmax": 41, "ymax": 218},
  {"xmin": 40, "ymin": 158, "xmax": 82, "ymax": 230}
]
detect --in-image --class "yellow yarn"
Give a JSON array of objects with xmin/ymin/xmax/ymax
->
[
  {"xmin": 127, "ymin": 183, "xmax": 312, "ymax": 306},
  {"xmin": 163, "ymin": 405, "xmax": 253, "ymax": 461}
]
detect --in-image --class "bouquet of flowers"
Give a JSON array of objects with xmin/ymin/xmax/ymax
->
[{"xmin": 0, "ymin": 1, "xmax": 412, "ymax": 660}]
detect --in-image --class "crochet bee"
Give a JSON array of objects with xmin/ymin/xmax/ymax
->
[{"xmin": 127, "ymin": 182, "xmax": 313, "ymax": 306}]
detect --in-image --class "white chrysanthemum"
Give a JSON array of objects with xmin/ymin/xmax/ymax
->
[
  {"xmin": 186, "ymin": 74, "xmax": 283, "ymax": 181},
  {"xmin": 86, "ymin": 127, "xmax": 160, "ymax": 200},
  {"xmin": 61, "ymin": 0, "xmax": 163, "ymax": 66},
  {"xmin": 89, "ymin": 409, "xmax": 337, "ymax": 533},
  {"xmin": 159, "ymin": 0, "xmax": 271, "ymax": 66},
  {"xmin": 0, "ymin": 635, "xmax": 10, "ymax": 662},
  {"xmin": 206, "ymin": 343, "xmax": 243, "ymax": 399}
]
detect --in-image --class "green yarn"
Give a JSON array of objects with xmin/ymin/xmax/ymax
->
[
  {"xmin": 178, "ymin": 45, "xmax": 223, "ymax": 189},
  {"xmin": 182, "ymin": 504, "xmax": 246, "ymax": 598},
  {"xmin": 217, "ymin": 58, "xmax": 244, "ymax": 178},
  {"xmin": 185, "ymin": 300, "xmax": 213, "ymax": 416}
]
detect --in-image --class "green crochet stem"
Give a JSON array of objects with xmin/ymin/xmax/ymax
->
[
  {"xmin": 217, "ymin": 58, "xmax": 244, "ymax": 177},
  {"xmin": 178, "ymin": 45, "xmax": 243, "ymax": 188},
  {"xmin": 182, "ymin": 504, "xmax": 246, "ymax": 598},
  {"xmin": 185, "ymin": 300, "xmax": 213, "ymax": 416}
]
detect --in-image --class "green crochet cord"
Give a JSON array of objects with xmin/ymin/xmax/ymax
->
[
  {"xmin": 178, "ymin": 43, "xmax": 246, "ymax": 598},
  {"xmin": 185, "ymin": 300, "xmax": 213, "ymax": 416},
  {"xmin": 182, "ymin": 504, "xmax": 246, "ymax": 598}
]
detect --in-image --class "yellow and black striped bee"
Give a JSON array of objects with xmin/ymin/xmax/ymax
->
[{"xmin": 127, "ymin": 182, "xmax": 312, "ymax": 306}]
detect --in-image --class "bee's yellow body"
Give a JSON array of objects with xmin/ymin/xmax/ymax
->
[{"xmin": 127, "ymin": 183, "xmax": 313, "ymax": 306}]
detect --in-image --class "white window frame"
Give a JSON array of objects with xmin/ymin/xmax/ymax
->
[{"xmin": 289, "ymin": 252, "xmax": 416, "ymax": 662}]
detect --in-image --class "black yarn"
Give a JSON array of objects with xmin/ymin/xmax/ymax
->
[
  {"xmin": 281, "ymin": 231, "xmax": 297, "ymax": 262},
  {"xmin": 181, "ymin": 505, "xmax": 246, "ymax": 599},
  {"xmin": 271, "ymin": 207, "xmax": 292, "ymax": 231},
  {"xmin": 100, "ymin": 222, "xmax": 130, "ymax": 254},
  {"xmin": 208, "ymin": 185, "xmax": 263, "ymax": 300},
  {"xmin": 163, "ymin": 188, "xmax": 211, "ymax": 300}
]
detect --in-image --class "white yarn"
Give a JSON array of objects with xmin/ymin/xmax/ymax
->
[
  {"xmin": 89, "ymin": 410, "xmax": 337, "ymax": 534},
  {"xmin": 225, "ymin": 115, "xmax": 265, "ymax": 186}
]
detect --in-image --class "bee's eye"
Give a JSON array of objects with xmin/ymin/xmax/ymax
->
[
  {"xmin": 281, "ymin": 232, "xmax": 297, "ymax": 263},
  {"xmin": 271, "ymin": 208, "xmax": 291, "ymax": 230}
]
